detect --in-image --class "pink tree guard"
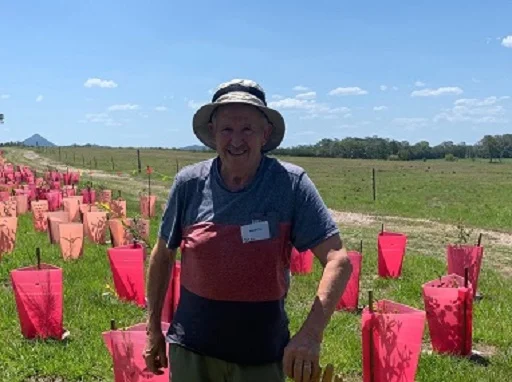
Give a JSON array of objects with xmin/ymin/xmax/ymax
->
[
  {"xmin": 161, "ymin": 260, "xmax": 182, "ymax": 323},
  {"xmin": 84, "ymin": 211, "xmax": 107, "ymax": 244},
  {"xmin": 139, "ymin": 195, "xmax": 156, "ymax": 218},
  {"xmin": 336, "ymin": 250, "xmax": 362, "ymax": 311},
  {"xmin": 422, "ymin": 274, "xmax": 473, "ymax": 356},
  {"xmin": 15, "ymin": 194, "xmax": 28, "ymax": 215},
  {"xmin": 59, "ymin": 223, "xmax": 84, "ymax": 260},
  {"xmin": 46, "ymin": 191, "xmax": 61, "ymax": 211},
  {"xmin": 81, "ymin": 188, "xmax": 96, "ymax": 205},
  {"xmin": 446, "ymin": 244, "xmax": 484, "ymax": 298},
  {"xmin": 0, "ymin": 191, "xmax": 10, "ymax": 202},
  {"xmin": 362, "ymin": 299, "xmax": 425, "ymax": 382},
  {"xmin": 290, "ymin": 247, "xmax": 314, "ymax": 275},
  {"xmin": 377, "ymin": 231, "xmax": 407, "ymax": 278},
  {"xmin": 107, "ymin": 245, "xmax": 146, "ymax": 307},
  {"xmin": 161, "ymin": 278, "xmax": 175, "ymax": 324},
  {"xmin": 10, "ymin": 263, "xmax": 64, "ymax": 339},
  {"xmin": 102, "ymin": 322, "xmax": 170, "ymax": 382},
  {"xmin": 0, "ymin": 216, "xmax": 18, "ymax": 255}
]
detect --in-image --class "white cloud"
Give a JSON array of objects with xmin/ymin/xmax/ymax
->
[
  {"xmin": 328, "ymin": 86, "xmax": 368, "ymax": 96},
  {"xmin": 293, "ymin": 85, "xmax": 309, "ymax": 91},
  {"xmin": 411, "ymin": 87, "xmax": 463, "ymax": 97},
  {"xmin": 414, "ymin": 81, "xmax": 426, "ymax": 87},
  {"xmin": 392, "ymin": 86, "xmax": 399, "ymax": 91},
  {"xmin": 84, "ymin": 78, "xmax": 118, "ymax": 88},
  {"xmin": 392, "ymin": 117, "xmax": 429, "ymax": 131},
  {"xmin": 0, "ymin": 94, "xmax": 10, "ymax": 100},
  {"xmin": 271, "ymin": 94, "xmax": 284, "ymax": 100},
  {"xmin": 154, "ymin": 106, "xmax": 168, "ymax": 111},
  {"xmin": 268, "ymin": 98, "xmax": 350, "ymax": 120},
  {"xmin": 434, "ymin": 96, "xmax": 509, "ymax": 124},
  {"xmin": 501, "ymin": 36, "xmax": 512, "ymax": 48},
  {"xmin": 373, "ymin": 106, "xmax": 388, "ymax": 111},
  {"xmin": 36, "ymin": 95, "xmax": 43, "ymax": 102},
  {"xmin": 295, "ymin": 91, "xmax": 316, "ymax": 100},
  {"xmin": 269, "ymin": 98, "xmax": 313, "ymax": 109},
  {"xmin": 107, "ymin": 104, "xmax": 139, "ymax": 111},
  {"xmin": 82, "ymin": 112, "xmax": 122, "ymax": 127},
  {"xmin": 380, "ymin": 85, "xmax": 387, "ymax": 91}
]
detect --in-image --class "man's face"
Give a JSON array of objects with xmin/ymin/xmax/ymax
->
[{"xmin": 209, "ymin": 103, "xmax": 272, "ymax": 172}]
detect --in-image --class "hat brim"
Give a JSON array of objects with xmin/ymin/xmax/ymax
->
[{"xmin": 192, "ymin": 97, "xmax": 285, "ymax": 153}]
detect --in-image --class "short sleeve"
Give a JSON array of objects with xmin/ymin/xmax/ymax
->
[
  {"xmin": 291, "ymin": 172, "xmax": 340, "ymax": 252},
  {"xmin": 158, "ymin": 175, "xmax": 185, "ymax": 249}
]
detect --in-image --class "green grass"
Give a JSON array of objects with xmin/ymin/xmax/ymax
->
[
  {"xmin": 33, "ymin": 145, "xmax": 512, "ymax": 231},
  {"xmin": 1, "ymin": 147, "xmax": 512, "ymax": 381}
]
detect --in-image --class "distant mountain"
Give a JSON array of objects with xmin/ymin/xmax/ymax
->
[
  {"xmin": 178, "ymin": 144, "xmax": 211, "ymax": 151},
  {"xmin": 23, "ymin": 134, "xmax": 55, "ymax": 147}
]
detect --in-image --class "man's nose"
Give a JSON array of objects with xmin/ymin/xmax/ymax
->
[{"xmin": 230, "ymin": 131, "xmax": 245, "ymax": 146}]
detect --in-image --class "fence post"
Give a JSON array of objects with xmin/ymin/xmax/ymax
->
[
  {"xmin": 137, "ymin": 149, "xmax": 141, "ymax": 173},
  {"xmin": 372, "ymin": 168, "xmax": 376, "ymax": 201}
]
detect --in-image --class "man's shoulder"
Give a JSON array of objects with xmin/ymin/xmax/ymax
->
[
  {"xmin": 266, "ymin": 156, "xmax": 306, "ymax": 179},
  {"xmin": 175, "ymin": 157, "xmax": 215, "ymax": 185}
]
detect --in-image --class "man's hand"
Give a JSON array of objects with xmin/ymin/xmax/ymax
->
[
  {"xmin": 283, "ymin": 328, "xmax": 322, "ymax": 382},
  {"xmin": 143, "ymin": 329, "xmax": 168, "ymax": 375},
  {"xmin": 143, "ymin": 238, "xmax": 175, "ymax": 375}
]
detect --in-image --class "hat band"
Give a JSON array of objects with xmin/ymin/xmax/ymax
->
[{"xmin": 212, "ymin": 83, "xmax": 267, "ymax": 106}]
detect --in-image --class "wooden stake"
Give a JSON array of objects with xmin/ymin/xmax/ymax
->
[
  {"xmin": 47, "ymin": 216, "xmax": 53, "ymax": 244},
  {"xmin": 110, "ymin": 319, "xmax": 116, "ymax": 330},
  {"xmin": 372, "ymin": 168, "xmax": 376, "ymax": 201},
  {"xmin": 381, "ymin": 223, "xmax": 384, "ymax": 234},
  {"xmin": 322, "ymin": 364, "xmax": 334, "ymax": 381},
  {"xmin": 147, "ymin": 166, "xmax": 151, "ymax": 218},
  {"xmin": 477, "ymin": 233, "xmax": 482, "ymax": 247},
  {"xmin": 359, "ymin": 239, "xmax": 363, "ymax": 254},
  {"xmin": 36, "ymin": 247, "xmax": 41, "ymax": 270}
]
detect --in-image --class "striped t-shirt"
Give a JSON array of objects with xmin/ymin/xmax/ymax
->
[{"xmin": 158, "ymin": 154, "xmax": 339, "ymax": 365}]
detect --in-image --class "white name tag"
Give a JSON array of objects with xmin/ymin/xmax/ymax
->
[{"xmin": 241, "ymin": 221, "xmax": 270, "ymax": 243}]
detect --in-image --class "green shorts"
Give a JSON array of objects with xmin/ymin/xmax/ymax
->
[{"xmin": 169, "ymin": 344, "xmax": 285, "ymax": 382}]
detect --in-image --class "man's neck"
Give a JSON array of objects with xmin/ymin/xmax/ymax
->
[{"xmin": 219, "ymin": 157, "xmax": 262, "ymax": 191}]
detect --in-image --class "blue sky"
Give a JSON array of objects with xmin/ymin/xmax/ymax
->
[{"xmin": 1, "ymin": 0, "xmax": 511, "ymax": 148}]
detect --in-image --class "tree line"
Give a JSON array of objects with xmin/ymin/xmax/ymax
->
[
  {"xmin": 272, "ymin": 134, "xmax": 512, "ymax": 162},
  {"xmin": 2, "ymin": 133, "xmax": 512, "ymax": 162}
]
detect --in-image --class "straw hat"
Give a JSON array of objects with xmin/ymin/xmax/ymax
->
[{"xmin": 192, "ymin": 79, "xmax": 285, "ymax": 153}]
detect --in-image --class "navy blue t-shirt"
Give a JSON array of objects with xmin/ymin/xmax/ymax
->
[{"xmin": 158, "ymin": 155, "xmax": 339, "ymax": 365}]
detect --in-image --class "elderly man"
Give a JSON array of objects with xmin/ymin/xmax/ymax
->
[{"xmin": 144, "ymin": 79, "xmax": 352, "ymax": 382}]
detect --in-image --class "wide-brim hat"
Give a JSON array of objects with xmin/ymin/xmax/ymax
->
[{"xmin": 192, "ymin": 79, "xmax": 285, "ymax": 153}]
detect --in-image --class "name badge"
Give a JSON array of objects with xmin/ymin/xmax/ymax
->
[{"xmin": 241, "ymin": 221, "xmax": 270, "ymax": 243}]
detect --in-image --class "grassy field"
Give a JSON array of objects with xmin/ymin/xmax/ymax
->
[
  {"xmin": 36, "ymin": 146, "xmax": 512, "ymax": 232},
  {"xmin": 1, "ymin": 146, "xmax": 511, "ymax": 381}
]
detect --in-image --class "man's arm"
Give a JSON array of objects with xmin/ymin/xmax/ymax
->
[
  {"xmin": 146, "ymin": 237, "xmax": 177, "ymax": 332},
  {"xmin": 283, "ymin": 233, "xmax": 352, "ymax": 381},
  {"xmin": 300, "ymin": 233, "xmax": 352, "ymax": 341}
]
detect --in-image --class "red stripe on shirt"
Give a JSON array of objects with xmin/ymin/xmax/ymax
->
[{"xmin": 179, "ymin": 221, "xmax": 292, "ymax": 302}]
